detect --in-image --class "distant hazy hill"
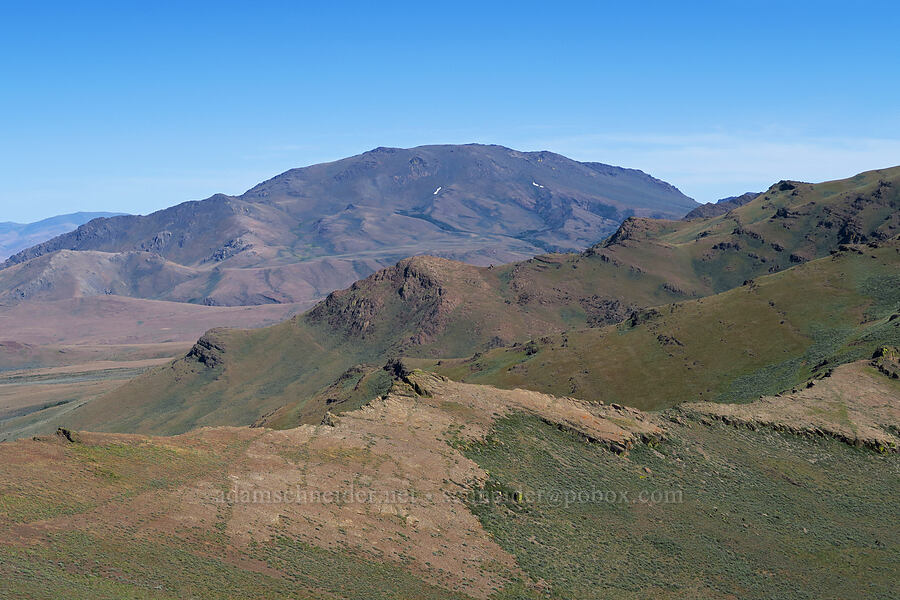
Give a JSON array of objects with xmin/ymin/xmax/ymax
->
[
  {"xmin": 0, "ymin": 212, "xmax": 125, "ymax": 261},
  {"xmin": 1, "ymin": 145, "xmax": 697, "ymax": 306},
  {"xmin": 682, "ymin": 191, "xmax": 759, "ymax": 220}
]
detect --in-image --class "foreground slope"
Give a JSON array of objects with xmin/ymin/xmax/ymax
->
[
  {"xmin": 0, "ymin": 371, "xmax": 896, "ymax": 599},
  {"xmin": 2, "ymin": 144, "xmax": 697, "ymax": 307}
]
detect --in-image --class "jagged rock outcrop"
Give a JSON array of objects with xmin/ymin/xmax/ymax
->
[{"xmin": 186, "ymin": 329, "xmax": 229, "ymax": 368}]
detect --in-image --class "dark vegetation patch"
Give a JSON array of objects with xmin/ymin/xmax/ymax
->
[{"xmin": 463, "ymin": 413, "xmax": 900, "ymax": 599}]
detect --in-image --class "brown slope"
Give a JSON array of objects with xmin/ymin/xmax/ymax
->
[
  {"xmin": 0, "ymin": 246, "xmax": 392, "ymax": 308},
  {"xmin": 0, "ymin": 373, "xmax": 661, "ymax": 598},
  {"xmin": 0, "ymin": 250, "xmax": 199, "ymax": 305}
]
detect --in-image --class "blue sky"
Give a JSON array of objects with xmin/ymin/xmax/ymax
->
[{"xmin": 1, "ymin": 0, "xmax": 898, "ymax": 222}]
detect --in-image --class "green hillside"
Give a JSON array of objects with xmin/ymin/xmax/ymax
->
[
  {"xmin": 463, "ymin": 412, "xmax": 899, "ymax": 599},
  {"xmin": 431, "ymin": 240, "xmax": 900, "ymax": 409}
]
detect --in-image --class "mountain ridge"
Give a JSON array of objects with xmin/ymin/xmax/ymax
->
[
  {"xmin": 681, "ymin": 191, "xmax": 760, "ymax": 220},
  {"xmin": 0, "ymin": 212, "xmax": 126, "ymax": 261},
  {"xmin": 39, "ymin": 165, "xmax": 899, "ymax": 436},
  {"xmin": 1, "ymin": 145, "xmax": 698, "ymax": 307}
]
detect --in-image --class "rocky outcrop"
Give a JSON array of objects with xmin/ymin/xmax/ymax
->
[
  {"xmin": 55, "ymin": 427, "xmax": 80, "ymax": 443},
  {"xmin": 304, "ymin": 256, "xmax": 466, "ymax": 346},
  {"xmin": 186, "ymin": 329, "xmax": 230, "ymax": 368},
  {"xmin": 872, "ymin": 346, "xmax": 899, "ymax": 379}
]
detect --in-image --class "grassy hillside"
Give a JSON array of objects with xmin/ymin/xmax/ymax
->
[
  {"xmin": 430, "ymin": 239, "xmax": 900, "ymax": 409},
  {"xmin": 59, "ymin": 256, "xmax": 562, "ymax": 434},
  {"xmin": 253, "ymin": 364, "xmax": 394, "ymax": 428},
  {"xmin": 465, "ymin": 412, "xmax": 898, "ymax": 599},
  {"xmin": 48, "ymin": 168, "xmax": 900, "ymax": 436},
  {"xmin": 1, "ymin": 371, "xmax": 896, "ymax": 599},
  {"xmin": 579, "ymin": 165, "xmax": 899, "ymax": 296}
]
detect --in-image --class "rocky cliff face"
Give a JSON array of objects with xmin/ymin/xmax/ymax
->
[{"xmin": 304, "ymin": 256, "xmax": 477, "ymax": 347}]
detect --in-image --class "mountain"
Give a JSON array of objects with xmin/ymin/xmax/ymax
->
[
  {"xmin": 0, "ymin": 250, "xmax": 196, "ymax": 305},
  {"xmin": 1, "ymin": 145, "xmax": 698, "ymax": 307},
  {"xmin": 681, "ymin": 191, "xmax": 759, "ymax": 219},
  {"xmin": 42, "ymin": 166, "xmax": 899, "ymax": 436},
  {"xmin": 0, "ymin": 212, "xmax": 125, "ymax": 261}
]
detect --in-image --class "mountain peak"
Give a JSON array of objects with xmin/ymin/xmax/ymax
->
[{"xmin": 1, "ymin": 144, "xmax": 699, "ymax": 308}]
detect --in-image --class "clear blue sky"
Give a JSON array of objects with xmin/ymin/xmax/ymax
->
[{"xmin": 2, "ymin": 0, "xmax": 898, "ymax": 222}]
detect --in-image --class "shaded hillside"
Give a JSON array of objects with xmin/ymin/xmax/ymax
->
[
  {"xmin": 682, "ymin": 191, "xmax": 759, "ymax": 220},
  {"xmin": 52, "ymin": 167, "xmax": 900, "ymax": 435},
  {"xmin": 1, "ymin": 144, "xmax": 697, "ymax": 307},
  {"xmin": 0, "ymin": 212, "xmax": 125, "ymax": 261}
]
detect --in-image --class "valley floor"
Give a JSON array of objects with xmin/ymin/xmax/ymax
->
[
  {"xmin": 0, "ymin": 298, "xmax": 307, "ymax": 441},
  {"xmin": 0, "ymin": 357, "xmax": 174, "ymax": 442}
]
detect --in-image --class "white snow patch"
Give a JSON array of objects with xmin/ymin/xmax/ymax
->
[
  {"xmin": 532, "ymin": 181, "xmax": 545, "ymax": 188},
  {"xmin": 433, "ymin": 186, "xmax": 442, "ymax": 195}
]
